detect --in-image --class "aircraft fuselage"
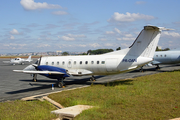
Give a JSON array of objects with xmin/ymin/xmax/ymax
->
[{"xmin": 39, "ymin": 54, "xmax": 152, "ymax": 76}]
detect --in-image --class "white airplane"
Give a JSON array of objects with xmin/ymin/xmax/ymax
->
[
  {"xmin": 3, "ymin": 56, "xmax": 33, "ymax": 65},
  {"xmin": 14, "ymin": 26, "xmax": 170, "ymax": 88},
  {"xmin": 148, "ymin": 49, "xmax": 180, "ymax": 69}
]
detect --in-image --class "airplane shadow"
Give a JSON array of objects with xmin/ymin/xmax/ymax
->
[
  {"xmin": 6, "ymin": 76, "xmax": 105, "ymax": 94},
  {"xmin": 6, "ymin": 84, "xmax": 51, "ymax": 94}
]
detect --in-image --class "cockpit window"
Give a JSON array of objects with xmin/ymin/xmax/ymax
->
[{"xmin": 35, "ymin": 60, "xmax": 38, "ymax": 64}]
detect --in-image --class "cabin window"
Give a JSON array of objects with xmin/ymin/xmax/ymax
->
[
  {"xmin": 62, "ymin": 61, "xmax": 65, "ymax": 65},
  {"xmin": 101, "ymin": 61, "xmax": 105, "ymax": 64},
  {"xmin": 97, "ymin": 61, "xmax": 99, "ymax": 64},
  {"xmin": 91, "ymin": 61, "xmax": 94, "ymax": 64},
  {"xmin": 68, "ymin": 61, "xmax": 71, "ymax": 65},
  {"xmin": 52, "ymin": 62, "xmax": 54, "ymax": 65},
  {"xmin": 164, "ymin": 55, "xmax": 166, "ymax": 57},
  {"xmin": 156, "ymin": 55, "xmax": 158, "ymax": 57},
  {"xmin": 80, "ymin": 61, "xmax": 82, "ymax": 64},
  {"xmin": 160, "ymin": 55, "xmax": 162, "ymax": 57},
  {"xmin": 85, "ymin": 61, "xmax": 88, "ymax": 64},
  {"xmin": 74, "ymin": 61, "xmax": 76, "ymax": 65},
  {"xmin": 57, "ymin": 61, "xmax": 59, "ymax": 65},
  {"xmin": 46, "ymin": 62, "xmax": 48, "ymax": 65}
]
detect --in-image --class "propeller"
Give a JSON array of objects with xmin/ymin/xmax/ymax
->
[{"xmin": 32, "ymin": 56, "xmax": 42, "ymax": 82}]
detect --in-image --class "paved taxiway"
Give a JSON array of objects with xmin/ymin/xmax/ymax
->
[{"xmin": 0, "ymin": 58, "xmax": 180, "ymax": 102}]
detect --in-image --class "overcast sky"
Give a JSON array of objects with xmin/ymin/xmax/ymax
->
[{"xmin": 0, "ymin": 0, "xmax": 180, "ymax": 53}]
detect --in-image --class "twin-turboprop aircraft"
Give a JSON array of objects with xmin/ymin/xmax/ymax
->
[
  {"xmin": 3, "ymin": 56, "xmax": 32, "ymax": 65},
  {"xmin": 14, "ymin": 26, "xmax": 171, "ymax": 88},
  {"xmin": 149, "ymin": 49, "xmax": 180, "ymax": 69}
]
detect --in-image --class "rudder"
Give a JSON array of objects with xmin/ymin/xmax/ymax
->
[{"xmin": 127, "ymin": 26, "xmax": 162, "ymax": 58}]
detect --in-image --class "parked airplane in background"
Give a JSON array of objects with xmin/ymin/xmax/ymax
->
[
  {"xmin": 148, "ymin": 49, "xmax": 180, "ymax": 69},
  {"xmin": 14, "ymin": 26, "xmax": 171, "ymax": 88},
  {"xmin": 3, "ymin": 56, "xmax": 33, "ymax": 65}
]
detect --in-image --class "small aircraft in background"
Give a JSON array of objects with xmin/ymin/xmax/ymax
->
[
  {"xmin": 14, "ymin": 26, "xmax": 171, "ymax": 88},
  {"xmin": 148, "ymin": 49, "xmax": 180, "ymax": 69},
  {"xmin": 3, "ymin": 56, "xmax": 33, "ymax": 65}
]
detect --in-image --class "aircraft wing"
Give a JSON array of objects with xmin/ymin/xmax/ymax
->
[
  {"xmin": 3, "ymin": 61, "xmax": 10, "ymax": 64},
  {"xmin": 13, "ymin": 70, "xmax": 65, "ymax": 74},
  {"xmin": 151, "ymin": 61, "xmax": 161, "ymax": 65}
]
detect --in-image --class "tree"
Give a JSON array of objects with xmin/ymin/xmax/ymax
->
[
  {"xmin": 162, "ymin": 48, "xmax": 170, "ymax": 51},
  {"xmin": 87, "ymin": 49, "xmax": 92, "ymax": 55},
  {"xmin": 87, "ymin": 49, "xmax": 114, "ymax": 55},
  {"xmin": 116, "ymin": 47, "xmax": 121, "ymax": 51},
  {"xmin": 62, "ymin": 52, "xmax": 69, "ymax": 56},
  {"xmin": 156, "ymin": 46, "xmax": 161, "ymax": 51}
]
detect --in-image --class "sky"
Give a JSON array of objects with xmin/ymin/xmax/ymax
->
[{"xmin": 0, "ymin": 0, "xmax": 180, "ymax": 54}]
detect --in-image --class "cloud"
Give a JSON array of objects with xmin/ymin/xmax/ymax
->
[
  {"xmin": 108, "ymin": 12, "xmax": 155, "ymax": 22},
  {"xmin": 37, "ymin": 44, "xmax": 50, "ymax": 48},
  {"xmin": 59, "ymin": 34, "xmax": 86, "ymax": 41},
  {"xmin": 10, "ymin": 29, "xmax": 20, "ymax": 35},
  {"xmin": 121, "ymin": 43, "xmax": 131, "ymax": 48},
  {"xmin": 20, "ymin": 0, "xmax": 62, "ymax": 10},
  {"xmin": 114, "ymin": 28, "xmax": 121, "ymax": 34},
  {"xmin": 67, "ymin": 34, "xmax": 86, "ymax": 38},
  {"xmin": 104, "ymin": 43, "xmax": 114, "ymax": 47},
  {"xmin": 89, "ymin": 43, "xmax": 100, "ymax": 48},
  {"xmin": 136, "ymin": 1, "xmax": 146, "ymax": 5},
  {"xmin": 61, "ymin": 36, "xmax": 75, "ymax": 41},
  {"xmin": 52, "ymin": 11, "xmax": 68, "ymax": 15},
  {"xmin": 105, "ymin": 31, "xmax": 114, "ymax": 34},
  {"xmin": 162, "ymin": 31, "xmax": 180, "ymax": 38},
  {"xmin": 10, "ymin": 35, "xmax": 15, "ymax": 39}
]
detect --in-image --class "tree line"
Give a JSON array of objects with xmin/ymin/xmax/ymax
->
[{"xmin": 61, "ymin": 46, "xmax": 170, "ymax": 56}]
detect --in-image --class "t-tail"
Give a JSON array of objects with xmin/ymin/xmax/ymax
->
[{"xmin": 127, "ymin": 26, "xmax": 171, "ymax": 58}]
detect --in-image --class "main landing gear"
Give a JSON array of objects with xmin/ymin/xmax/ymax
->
[
  {"xmin": 57, "ymin": 78, "xmax": 65, "ymax": 88},
  {"xmin": 32, "ymin": 74, "xmax": 37, "ymax": 82},
  {"xmin": 139, "ymin": 66, "xmax": 144, "ymax": 72},
  {"xmin": 156, "ymin": 65, "xmax": 160, "ymax": 70},
  {"xmin": 90, "ymin": 75, "xmax": 96, "ymax": 81}
]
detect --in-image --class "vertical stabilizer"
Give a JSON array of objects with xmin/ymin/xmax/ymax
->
[
  {"xmin": 128, "ymin": 26, "xmax": 169, "ymax": 58},
  {"xmin": 26, "ymin": 55, "xmax": 32, "ymax": 62}
]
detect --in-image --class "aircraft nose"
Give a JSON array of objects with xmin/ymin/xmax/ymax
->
[{"xmin": 23, "ymin": 65, "xmax": 36, "ymax": 71}]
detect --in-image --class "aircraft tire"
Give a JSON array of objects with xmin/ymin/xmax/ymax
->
[
  {"xmin": 58, "ymin": 82, "xmax": 64, "ymax": 88},
  {"xmin": 33, "ymin": 79, "xmax": 37, "ymax": 82},
  {"xmin": 90, "ymin": 77, "xmax": 96, "ymax": 81}
]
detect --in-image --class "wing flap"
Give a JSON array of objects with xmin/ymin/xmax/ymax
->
[{"xmin": 68, "ymin": 69, "xmax": 93, "ymax": 76}]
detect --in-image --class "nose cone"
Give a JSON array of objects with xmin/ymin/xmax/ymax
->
[{"xmin": 23, "ymin": 65, "xmax": 36, "ymax": 71}]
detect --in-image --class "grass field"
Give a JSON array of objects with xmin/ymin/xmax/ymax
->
[
  {"xmin": 0, "ymin": 71, "xmax": 180, "ymax": 120},
  {"xmin": 49, "ymin": 71, "xmax": 180, "ymax": 120},
  {"xmin": 0, "ymin": 100, "xmax": 57, "ymax": 120}
]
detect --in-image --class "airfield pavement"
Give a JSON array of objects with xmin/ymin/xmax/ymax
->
[{"xmin": 0, "ymin": 58, "xmax": 180, "ymax": 102}]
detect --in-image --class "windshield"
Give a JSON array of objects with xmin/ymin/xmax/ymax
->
[{"xmin": 34, "ymin": 59, "xmax": 39, "ymax": 64}]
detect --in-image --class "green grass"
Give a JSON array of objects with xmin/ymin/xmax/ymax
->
[
  {"xmin": 0, "ymin": 100, "xmax": 57, "ymax": 120},
  {"xmin": 49, "ymin": 71, "xmax": 180, "ymax": 120}
]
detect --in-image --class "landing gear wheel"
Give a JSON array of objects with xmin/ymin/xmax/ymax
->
[
  {"xmin": 32, "ymin": 74, "xmax": 37, "ymax": 82},
  {"xmin": 58, "ymin": 82, "xmax": 65, "ymax": 88},
  {"xmin": 139, "ymin": 67, "xmax": 143, "ymax": 72},
  {"xmin": 156, "ymin": 65, "xmax": 160, "ymax": 70},
  {"xmin": 33, "ymin": 79, "xmax": 37, "ymax": 82},
  {"xmin": 90, "ymin": 76, "xmax": 96, "ymax": 81}
]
